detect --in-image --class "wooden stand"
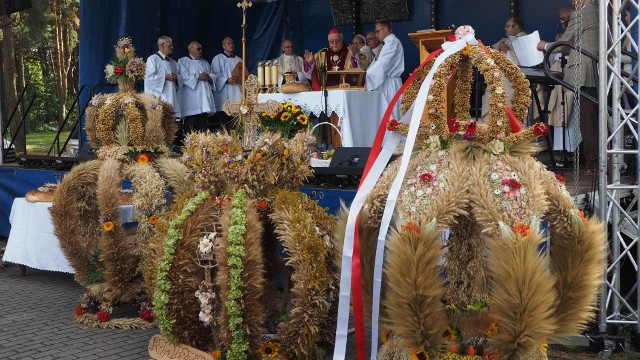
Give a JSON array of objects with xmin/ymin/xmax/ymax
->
[
  {"xmin": 407, "ymin": 29, "xmax": 456, "ymax": 121},
  {"xmin": 326, "ymin": 70, "xmax": 366, "ymax": 90}
]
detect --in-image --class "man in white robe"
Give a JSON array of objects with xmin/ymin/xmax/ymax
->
[
  {"xmin": 144, "ymin": 36, "xmax": 181, "ymax": 117},
  {"xmin": 178, "ymin": 41, "xmax": 217, "ymax": 134},
  {"xmin": 275, "ymin": 39, "xmax": 308, "ymax": 88},
  {"xmin": 211, "ymin": 37, "xmax": 243, "ymax": 108},
  {"xmin": 366, "ymin": 20, "xmax": 404, "ymax": 120}
]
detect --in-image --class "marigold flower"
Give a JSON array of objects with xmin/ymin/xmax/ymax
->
[
  {"xmin": 211, "ymin": 350, "xmax": 222, "ymax": 360},
  {"xmin": 103, "ymin": 221, "xmax": 115, "ymax": 232},
  {"xmin": 283, "ymin": 148, "xmax": 290, "ymax": 156},
  {"xmin": 149, "ymin": 215, "xmax": 159, "ymax": 225},
  {"xmin": 136, "ymin": 153, "xmax": 150, "ymax": 164}
]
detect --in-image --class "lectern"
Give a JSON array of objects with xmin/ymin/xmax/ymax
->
[{"xmin": 407, "ymin": 29, "xmax": 456, "ymax": 121}]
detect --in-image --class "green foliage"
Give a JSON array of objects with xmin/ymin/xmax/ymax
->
[{"xmin": 87, "ymin": 248, "xmax": 104, "ymax": 285}]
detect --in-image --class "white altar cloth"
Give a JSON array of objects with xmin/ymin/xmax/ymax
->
[
  {"xmin": 2, "ymin": 198, "xmax": 134, "ymax": 273},
  {"xmin": 258, "ymin": 90, "xmax": 387, "ymax": 147}
]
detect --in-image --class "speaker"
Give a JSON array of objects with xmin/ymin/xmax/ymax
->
[
  {"xmin": 312, "ymin": 147, "xmax": 371, "ymax": 178},
  {"xmin": 1, "ymin": 0, "xmax": 32, "ymax": 16}
]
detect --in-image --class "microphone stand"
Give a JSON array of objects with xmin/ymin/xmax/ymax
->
[{"xmin": 318, "ymin": 57, "xmax": 331, "ymax": 150}]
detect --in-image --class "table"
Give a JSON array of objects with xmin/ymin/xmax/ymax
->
[
  {"xmin": 2, "ymin": 198, "xmax": 134, "ymax": 274},
  {"xmin": 258, "ymin": 90, "xmax": 388, "ymax": 147}
]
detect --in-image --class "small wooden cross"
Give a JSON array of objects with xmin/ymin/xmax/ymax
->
[{"xmin": 223, "ymin": 74, "xmax": 282, "ymax": 148}]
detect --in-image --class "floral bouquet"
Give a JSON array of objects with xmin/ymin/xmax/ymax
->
[
  {"xmin": 104, "ymin": 37, "xmax": 146, "ymax": 88},
  {"xmin": 257, "ymin": 101, "xmax": 310, "ymax": 139}
]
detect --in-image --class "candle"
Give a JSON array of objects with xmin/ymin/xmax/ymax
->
[
  {"xmin": 257, "ymin": 64, "xmax": 265, "ymax": 87},
  {"xmin": 270, "ymin": 65, "xmax": 278, "ymax": 86},
  {"xmin": 264, "ymin": 64, "xmax": 272, "ymax": 86}
]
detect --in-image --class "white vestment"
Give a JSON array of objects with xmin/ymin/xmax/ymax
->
[
  {"xmin": 211, "ymin": 53, "xmax": 242, "ymax": 109},
  {"xmin": 177, "ymin": 56, "xmax": 217, "ymax": 117},
  {"xmin": 371, "ymin": 43, "xmax": 383, "ymax": 57},
  {"xmin": 144, "ymin": 52, "xmax": 181, "ymax": 117},
  {"xmin": 276, "ymin": 53, "xmax": 308, "ymax": 88},
  {"xmin": 366, "ymin": 33, "xmax": 404, "ymax": 119}
]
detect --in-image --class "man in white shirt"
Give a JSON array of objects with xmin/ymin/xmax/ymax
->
[
  {"xmin": 366, "ymin": 31, "xmax": 383, "ymax": 58},
  {"xmin": 177, "ymin": 41, "xmax": 217, "ymax": 135},
  {"xmin": 144, "ymin": 36, "xmax": 181, "ymax": 117},
  {"xmin": 365, "ymin": 20, "xmax": 404, "ymax": 120},
  {"xmin": 275, "ymin": 39, "xmax": 308, "ymax": 87}
]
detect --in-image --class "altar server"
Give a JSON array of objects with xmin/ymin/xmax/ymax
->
[
  {"xmin": 144, "ymin": 36, "xmax": 181, "ymax": 117},
  {"xmin": 211, "ymin": 37, "xmax": 243, "ymax": 108},
  {"xmin": 178, "ymin": 41, "xmax": 217, "ymax": 132},
  {"xmin": 365, "ymin": 20, "xmax": 404, "ymax": 119}
]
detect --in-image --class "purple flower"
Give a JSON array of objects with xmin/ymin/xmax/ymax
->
[
  {"xmin": 150, "ymin": 104, "xmax": 157, "ymax": 110},
  {"xmin": 464, "ymin": 131, "xmax": 474, "ymax": 140}
]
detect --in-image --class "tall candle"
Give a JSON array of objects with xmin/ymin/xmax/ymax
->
[
  {"xmin": 270, "ymin": 65, "xmax": 278, "ymax": 86},
  {"xmin": 257, "ymin": 65, "xmax": 265, "ymax": 86},
  {"xmin": 264, "ymin": 65, "xmax": 272, "ymax": 86}
]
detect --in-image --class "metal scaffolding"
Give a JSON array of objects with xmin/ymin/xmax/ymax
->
[{"xmin": 598, "ymin": 0, "xmax": 640, "ymax": 333}]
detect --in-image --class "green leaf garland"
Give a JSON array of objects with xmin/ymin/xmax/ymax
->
[
  {"xmin": 226, "ymin": 190, "xmax": 248, "ymax": 360},
  {"xmin": 153, "ymin": 190, "xmax": 210, "ymax": 342}
]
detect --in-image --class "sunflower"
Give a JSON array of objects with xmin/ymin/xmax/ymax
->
[
  {"xmin": 259, "ymin": 342, "xmax": 279, "ymax": 358},
  {"xmin": 281, "ymin": 112, "xmax": 291, "ymax": 121},
  {"xmin": 103, "ymin": 220, "xmax": 115, "ymax": 232},
  {"xmin": 211, "ymin": 349, "xmax": 222, "ymax": 359},
  {"xmin": 292, "ymin": 105, "xmax": 301, "ymax": 114},
  {"xmin": 297, "ymin": 114, "xmax": 309, "ymax": 125},
  {"xmin": 283, "ymin": 102, "xmax": 295, "ymax": 112},
  {"xmin": 410, "ymin": 348, "xmax": 429, "ymax": 360}
]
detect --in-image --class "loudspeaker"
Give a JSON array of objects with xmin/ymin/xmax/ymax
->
[
  {"xmin": 312, "ymin": 147, "xmax": 371, "ymax": 178},
  {"xmin": 1, "ymin": 0, "xmax": 32, "ymax": 16}
]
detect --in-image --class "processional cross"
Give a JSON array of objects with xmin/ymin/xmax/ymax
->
[{"xmin": 223, "ymin": 0, "xmax": 281, "ymax": 148}]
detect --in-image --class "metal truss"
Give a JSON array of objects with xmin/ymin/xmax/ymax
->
[{"xmin": 599, "ymin": 0, "xmax": 640, "ymax": 333}]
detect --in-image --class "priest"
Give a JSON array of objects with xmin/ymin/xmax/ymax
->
[
  {"xmin": 303, "ymin": 28, "xmax": 365, "ymax": 90},
  {"xmin": 365, "ymin": 20, "xmax": 404, "ymax": 119},
  {"xmin": 275, "ymin": 39, "xmax": 308, "ymax": 88},
  {"xmin": 211, "ymin": 36, "xmax": 243, "ymax": 108},
  {"xmin": 177, "ymin": 41, "xmax": 217, "ymax": 134},
  {"xmin": 144, "ymin": 35, "xmax": 181, "ymax": 117}
]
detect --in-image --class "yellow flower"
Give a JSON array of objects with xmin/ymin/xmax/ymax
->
[
  {"xmin": 283, "ymin": 148, "xmax": 290, "ymax": 156},
  {"xmin": 211, "ymin": 350, "xmax": 222, "ymax": 359},
  {"xmin": 410, "ymin": 348, "xmax": 429, "ymax": 360},
  {"xmin": 136, "ymin": 153, "xmax": 150, "ymax": 164},
  {"xmin": 283, "ymin": 102, "xmax": 295, "ymax": 111},
  {"xmin": 255, "ymin": 152, "xmax": 262, "ymax": 159},
  {"xmin": 292, "ymin": 105, "xmax": 301, "ymax": 114},
  {"xmin": 540, "ymin": 342, "xmax": 548, "ymax": 353},
  {"xmin": 261, "ymin": 112, "xmax": 267, "ymax": 117},
  {"xmin": 281, "ymin": 112, "xmax": 291, "ymax": 121},
  {"xmin": 149, "ymin": 215, "xmax": 159, "ymax": 225},
  {"xmin": 259, "ymin": 342, "xmax": 278, "ymax": 358},
  {"xmin": 298, "ymin": 114, "xmax": 309, "ymax": 125},
  {"xmin": 103, "ymin": 221, "xmax": 115, "ymax": 232}
]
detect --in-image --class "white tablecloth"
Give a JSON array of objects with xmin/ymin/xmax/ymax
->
[
  {"xmin": 2, "ymin": 198, "xmax": 134, "ymax": 273},
  {"xmin": 258, "ymin": 90, "xmax": 387, "ymax": 147}
]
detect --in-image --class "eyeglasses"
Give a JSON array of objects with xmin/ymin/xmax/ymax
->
[
  {"xmin": 374, "ymin": 29, "xmax": 382, "ymax": 34},
  {"xmin": 504, "ymin": 24, "xmax": 516, "ymax": 28},
  {"xmin": 162, "ymin": 43, "xmax": 173, "ymax": 47},
  {"xmin": 366, "ymin": 37, "xmax": 376, "ymax": 42},
  {"xmin": 328, "ymin": 39, "xmax": 341, "ymax": 44},
  {"xmin": 283, "ymin": 46, "xmax": 293, "ymax": 48}
]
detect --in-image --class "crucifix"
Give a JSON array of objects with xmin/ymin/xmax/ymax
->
[{"xmin": 223, "ymin": 75, "xmax": 282, "ymax": 148}]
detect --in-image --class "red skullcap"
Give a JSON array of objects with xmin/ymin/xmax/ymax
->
[{"xmin": 328, "ymin": 28, "xmax": 341, "ymax": 35}]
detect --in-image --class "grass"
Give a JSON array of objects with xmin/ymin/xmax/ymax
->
[{"xmin": 24, "ymin": 131, "xmax": 72, "ymax": 154}]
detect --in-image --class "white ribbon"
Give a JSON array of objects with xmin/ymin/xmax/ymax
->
[{"xmin": 368, "ymin": 34, "xmax": 475, "ymax": 360}]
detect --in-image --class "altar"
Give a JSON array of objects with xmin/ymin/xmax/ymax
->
[
  {"xmin": 2, "ymin": 198, "xmax": 134, "ymax": 274},
  {"xmin": 258, "ymin": 90, "xmax": 387, "ymax": 147}
]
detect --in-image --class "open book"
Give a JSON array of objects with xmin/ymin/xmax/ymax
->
[{"xmin": 509, "ymin": 30, "xmax": 544, "ymax": 67}]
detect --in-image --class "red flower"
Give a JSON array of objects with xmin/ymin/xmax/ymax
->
[
  {"xmin": 96, "ymin": 310, "xmax": 111, "ymax": 322},
  {"xmin": 512, "ymin": 220, "xmax": 531, "ymax": 237},
  {"xmin": 136, "ymin": 152, "xmax": 154, "ymax": 164},
  {"xmin": 113, "ymin": 66, "xmax": 124, "ymax": 75},
  {"xmin": 447, "ymin": 35, "xmax": 457, "ymax": 42},
  {"xmin": 75, "ymin": 305, "xmax": 85, "ymax": 316},
  {"xmin": 420, "ymin": 172, "xmax": 433, "ymax": 182},
  {"xmin": 533, "ymin": 123, "xmax": 548, "ymax": 136},
  {"xmin": 276, "ymin": 113, "xmax": 281, "ymax": 119},
  {"xmin": 507, "ymin": 178, "xmax": 522, "ymax": 189},
  {"xmin": 447, "ymin": 119, "xmax": 460, "ymax": 132},
  {"xmin": 140, "ymin": 308, "xmax": 154, "ymax": 322},
  {"xmin": 465, "ymin": 121, "xmax": 477, "ymax": 133},
  {"xmin": 257, "ymin": 200, "xmax": 268, "ymax": 209},
  {"xmin": 387, "ymin": 119, "xmax": 399, "ymax": 131},
  {"xmin": 401, "ymin": 220, "xmax": 420, "ymax": 235},
  {"xmin": 555, "ymin": 173, "xmax": 566, "ymax": 183}
]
